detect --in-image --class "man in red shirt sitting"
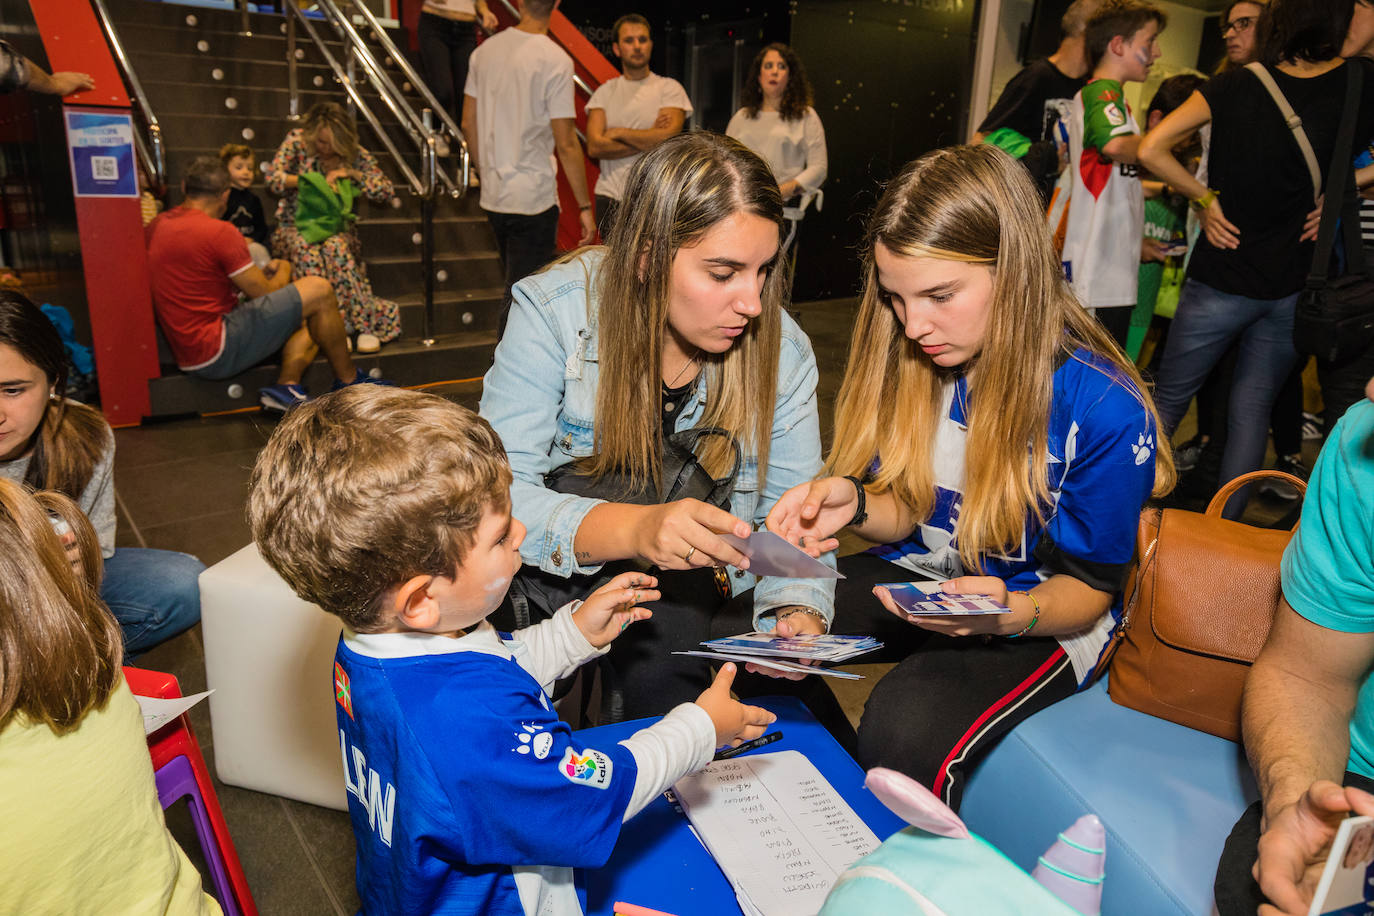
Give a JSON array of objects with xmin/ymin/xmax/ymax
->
[{"xmin": 147, "ymin": 156, "xmax": 386, "ymax": 411}]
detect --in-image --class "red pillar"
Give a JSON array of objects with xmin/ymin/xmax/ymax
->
[{"xmin": 30, "ymin": 0, "xmax": 158, "ymax": 426}]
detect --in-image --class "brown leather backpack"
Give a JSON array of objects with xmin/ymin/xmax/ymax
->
[{"xmin": 1106, "ymin": 470, "xmax": 1306, "ymax": 742}]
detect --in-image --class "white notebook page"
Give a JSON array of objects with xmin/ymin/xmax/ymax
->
[{"xmin": 673, "ymin": 749, "xmax": 882, "ymax": 915}]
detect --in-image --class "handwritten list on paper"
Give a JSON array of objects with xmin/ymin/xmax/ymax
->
[{"xmin": 673, "ymin": 750, "xmax": 882, "ymax": 915}]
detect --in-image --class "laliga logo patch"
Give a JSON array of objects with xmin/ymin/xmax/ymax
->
[
  {"xmin": 1104, "ymin": 103, "xmax": 1125, "ymax": 127},
  {"xmin": 559, "ymin": 747, "xmax": 613, "ymax": 790},
  {"xmin": 513, "ymin": 722, "xmax": 553, "ymax": 760}
]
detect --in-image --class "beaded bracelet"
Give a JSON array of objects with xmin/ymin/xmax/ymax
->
[
  {"xmin": 776, "ymin": 606, "xmax": 830, "ymax": 634},
  {"xmin": 1008, "ymin": 590, "xmax": 1041, "ymax": 638}
]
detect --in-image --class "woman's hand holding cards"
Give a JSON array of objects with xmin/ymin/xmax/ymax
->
[
  {"xmin": 744, "ymin": 606, "xmax": 827, "ymax": 681},
  {"xmin": 875, "ymin": 575, "xmax": 1028, "ymax": 638}
]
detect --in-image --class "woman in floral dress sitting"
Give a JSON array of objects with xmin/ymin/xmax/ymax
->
[{"xmin": 269, "ymin": 101, "xmax": 401, "ymax": 347}]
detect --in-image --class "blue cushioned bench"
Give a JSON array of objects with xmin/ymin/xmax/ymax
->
[{"xmin": 961, "ymin": 678, "xmax": 1258, "ymax": 916}]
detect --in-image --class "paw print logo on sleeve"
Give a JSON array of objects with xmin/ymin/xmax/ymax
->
[
  {"xmin": 512, "ymin": 722, "xmax": 553, "ymax": 760},
  {"xmin": 1131, "ymin": 432, "xmax": 1154, "ymax": 466}
]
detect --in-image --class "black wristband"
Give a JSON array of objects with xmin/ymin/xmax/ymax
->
[{"xmin": 843, "ymin": 475, "xmax": 868, "ymax": 528}]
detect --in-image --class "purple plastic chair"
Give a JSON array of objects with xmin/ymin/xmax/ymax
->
[{"xmin": 156, "ymin": 754, "xmax": 241, "ymax": 916}]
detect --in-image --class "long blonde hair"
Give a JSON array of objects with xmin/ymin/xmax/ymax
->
[
  {"xmin": 0, "ymin": 479, "xmax": 121, "ymax": 736},
  {"xmin": 588, "ymin": 131, "xmax": 786, "ymax": 494},
  {"xmin": 301, "ymin": 101, "xmax": 360, "ymax": 164},
  {"xmin": 827, "ymin": 145, "xmax": 1174, "ymax": 571}
]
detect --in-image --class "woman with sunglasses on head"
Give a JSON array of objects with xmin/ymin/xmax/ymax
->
[{"xmin": 766, "ymin": 145, "xmax": 1173, "ymax": 809}]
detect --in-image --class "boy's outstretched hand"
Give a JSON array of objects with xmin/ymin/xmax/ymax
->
[
  {"xmin": 695, "ymin": 663, "xmax": 777, "ymax": 747},
  {"xmin": 573, "ymin": 571, "xmax": 660, "ymax": 648}
]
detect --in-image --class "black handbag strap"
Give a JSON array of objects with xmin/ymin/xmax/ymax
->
[
  {"xmin": 663, "ymin": 426, "xmax": 742, "ymax": 501},
  {"xmin": 1308, "ymin": 63, "xmax": 1366, "ymax": 289}
]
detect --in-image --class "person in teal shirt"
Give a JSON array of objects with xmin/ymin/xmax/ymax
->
[{"xmin": 1214, "ymin": 376, "xmax": 1374, "ymax": 915}]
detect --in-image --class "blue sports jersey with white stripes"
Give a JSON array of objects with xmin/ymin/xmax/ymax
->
[{"xmin": 870, "ymin": 347, "xmax": 1158, "ymax": 684}]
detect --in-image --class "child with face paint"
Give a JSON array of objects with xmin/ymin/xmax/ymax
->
[
  {"xmin": 1059, "ymin": 0, "xmax": 1167, "ymax": 349},
  {"xmin": 248, "ymin": 385, "xmax": 774, "ymax": 916}
]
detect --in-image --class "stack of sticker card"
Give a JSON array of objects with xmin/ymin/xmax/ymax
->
[
  {"xmin": 673, "ymin": 633, "xmax": 882, "ymax": 680},
  {"xmin": 1305, "ymin": 814, "xmax": 1374, "ymax": 916},
  {"xmin": 878, "ymin": 580, "xmax": 1013, "ymax": 618}
]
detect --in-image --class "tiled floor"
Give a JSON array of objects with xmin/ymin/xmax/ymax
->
[{"xmin": 117, "ymin": 296, "xmax": 1309, "ymax": 912}]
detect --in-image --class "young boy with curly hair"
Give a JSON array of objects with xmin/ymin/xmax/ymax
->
[{"xmin": 248, "ymin": 385, "xmax": 774, "ymax": 915}]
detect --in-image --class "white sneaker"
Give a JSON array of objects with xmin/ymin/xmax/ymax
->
[{"xmin": 356, "ymin": 333, "xmax": 381, "ymax": 353}]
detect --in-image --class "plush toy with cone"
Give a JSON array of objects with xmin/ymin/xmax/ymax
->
[{"xmin": 821, "ymin": 768, "xmax": 1105, "ymax": 915}]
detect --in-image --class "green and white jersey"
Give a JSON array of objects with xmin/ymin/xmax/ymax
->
[{"xmin": 1061, "ymin": 79, "xmax": 1143, "ymax": 310}]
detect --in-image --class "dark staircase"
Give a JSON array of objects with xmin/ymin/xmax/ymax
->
[{"xmin": 107, "ymin": 0, "xmax": 502, "ymax": 415}]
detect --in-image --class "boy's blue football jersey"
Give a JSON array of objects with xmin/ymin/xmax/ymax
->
[{"xmin": 333, "ymin": 638, "xmax": 638, "ymax": 915}]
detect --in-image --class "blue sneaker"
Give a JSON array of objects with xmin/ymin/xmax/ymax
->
[
  {"xmin": 259, "ymin": 382, "xmax": 310, "ymax": 413},
  {"xmin": 332, "ymin": 368, "xmax": 398, "ymax": 392}
]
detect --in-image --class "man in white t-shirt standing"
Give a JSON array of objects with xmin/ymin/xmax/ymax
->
[
  {"xmin": 462, "ymin": 0, "xmax": 594, "ymax": 335},
  {"xmin": 584, "ymin": 14, "xmax": 692, "ymax": 240}
]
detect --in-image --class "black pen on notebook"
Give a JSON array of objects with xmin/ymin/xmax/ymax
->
[{"xmin": 713, "ymin": 731, "xmax": 783, "ymax": 760}]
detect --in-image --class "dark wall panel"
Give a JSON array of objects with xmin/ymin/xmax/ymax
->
[
  {"xmin": 790, "ymin": 0, "xmax": 978, "ymax": 299},
  {"xmin": 536, "ymin": 0, "xmax": 980, "ymax": 302},
  {"xmin": 0, "ymin": 0, "xmax": 91, "ymax": 340},
  {"xmin": 559, "ymin": 0, "xmax": 793, "ymax": 96}
]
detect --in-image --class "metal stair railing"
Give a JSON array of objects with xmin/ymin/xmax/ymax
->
[
  {"xmin": 88, "ymin": 0, "xmax": 166, "ymax": 192},
  {"xmin": 282, "ymin": 0, "xmax": 471, "ymax": 344}
]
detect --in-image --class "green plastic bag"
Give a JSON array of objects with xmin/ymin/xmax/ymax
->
[{"xmin": 295, "ymin": 171, "xmax": 357, "ymax": 244}]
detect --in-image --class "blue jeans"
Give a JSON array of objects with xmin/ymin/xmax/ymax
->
[
  {"xmin": 1153, "ymin": 279, "xmax": 1301, "ymax": 518},
  {"xmin": 100, "ymin": 548, "xmax": 205, "ymax": 657}
]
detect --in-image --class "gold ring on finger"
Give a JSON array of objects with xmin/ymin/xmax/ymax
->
[{"xmin": 683, "ymin": 545, "xmax": 697, "ymax": 563}]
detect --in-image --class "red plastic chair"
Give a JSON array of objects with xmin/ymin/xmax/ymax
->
[{"xmin": 124, "ymin": 666, "xmax": 259, "ymax": 916}]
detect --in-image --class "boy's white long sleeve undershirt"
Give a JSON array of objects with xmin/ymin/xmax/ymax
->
[{"xmin": 516, "ymin": 604, "xmax": 717, "ymax": 820}]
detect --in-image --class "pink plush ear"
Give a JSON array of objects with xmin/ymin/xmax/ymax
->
[{"xmin": 864, "ymin": 767, "xmax": 971, "ymax": 840}]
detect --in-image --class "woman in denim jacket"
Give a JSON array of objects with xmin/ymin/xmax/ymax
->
[{"xmin": 480, "ymin": 132, "xmax": 836, "ymax": 721}]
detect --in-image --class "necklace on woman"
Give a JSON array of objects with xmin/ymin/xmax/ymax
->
[
  {"xmin": 663, "ymin": 349, "xmax": 700, "ymax": 417},
  {"xmin": 665, "ymin": 349, "xmax": 700, "ymax": 388}
]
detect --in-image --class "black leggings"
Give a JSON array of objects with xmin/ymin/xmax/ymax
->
[
  {"xmin": 416, "ymin": 12, "xmax": 478, "ymax": 124},
  {"xmin": 829, "ymin": 553, "xmax": 1079, "ymax": 811}
]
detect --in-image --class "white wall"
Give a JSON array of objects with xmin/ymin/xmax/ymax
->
[{"xmin": 989, "ymin": 0, "xmax": 1037, "ymax": 106}]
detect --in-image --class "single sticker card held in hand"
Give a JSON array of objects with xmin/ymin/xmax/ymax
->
[
  {"xmin": 1307, "ymin": 814, "xmax": 1374, "ymax": 916},
  {"xmin": 879, "ymin": 580, "xmax": 1012, "ymax": 617},
  {"xmin": 718, "ymin": 530, "xmax": 843, "ymax": 579}
]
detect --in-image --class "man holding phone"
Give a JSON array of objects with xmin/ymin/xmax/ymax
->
[{"xmin": 1212, "ymin": 377, "xmax": 1374, "ymax": 915}]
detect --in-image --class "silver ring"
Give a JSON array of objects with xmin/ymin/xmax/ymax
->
[{"xmin": 682, "ymin": 546, "xmax": 697, "ymax": 563}]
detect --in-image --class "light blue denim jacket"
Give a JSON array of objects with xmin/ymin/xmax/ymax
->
[{"xmin": 479, "ymin": 249, "xmax": 836, "ymax": 628}]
